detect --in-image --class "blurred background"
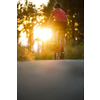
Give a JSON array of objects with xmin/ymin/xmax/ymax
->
[{"xmin": 17, "ymin": 0, "xmax": 84, "ymax": 61}]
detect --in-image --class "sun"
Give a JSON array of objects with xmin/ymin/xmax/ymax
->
[
  {"xmin": 38, "ymin": 28, "xmax": 51, "ymax": 41},
  {"xmin": 18, "ymin": 26, "xmax": 52, "ymax": 52},
  {"xmin": 33, "ymin": 27, "xmax": 52, "ymax": 52},
  {"xmin": 34, "ymin": 26, "xmax": 52, "ymax": 41}
]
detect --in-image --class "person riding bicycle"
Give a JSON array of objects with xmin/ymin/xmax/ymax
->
[{"xmin": 47, "ymin": 2, "xmax": 68, "ymax": 56}]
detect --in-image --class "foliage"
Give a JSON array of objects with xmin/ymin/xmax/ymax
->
[
  {"xmin": 17, "ymin": 0, "xmax": 84, "ymax": 61},
  {"xmin": 41, "ymin": 0, "xmax": 84, "ymax": 42},
  {"xmin": 33, "ymin": 41, "xmax": 84, "ymax": 60},
  {"xmin": 17, "ymin": 44, "xmax": 35, "ymax": 61},
  {"xmin": 17, "ymin": 40, "xmax": 84, "ymax": 60},
  {"xmin": 64, "ymin": 41, "xmax": 84, "ymax": 59},
  {"xmin": 34, "ymin": 53, "xmax": 53, "ymax": 60},
  {"xmin": 34, "ymin": 41, "xmax": 54, "ymax": 60},
  {"xmin": 17, "ymin": 0, "xmax": 36, "ymax": 46}
]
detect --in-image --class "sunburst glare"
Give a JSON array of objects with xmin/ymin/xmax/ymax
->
[
  {"xmin": 34, "ymin": 26, "xmax": 51, "ymax": 41},
  {"xmin": 38, "ymin": 28, "xmax": 51, "ymax": 41},
  {"xmin": 19, "ymin": 32, "xmax": 28, "ymax": 46}
]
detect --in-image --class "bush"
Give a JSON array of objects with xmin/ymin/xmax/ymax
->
[
  {"xmin": 64, "ymin": 41, "xmax": 84, "ymax": 59},
  {"xmin": 34, "ymin": 53, "xmax": 53, "ymax": 60},
  {"xmin": 17, "ymin": 44, "xmax": 35, "ymax": 61},
  {"xmin": 17, "ymin": 40, "xmax": 84, "ymax": 60}
]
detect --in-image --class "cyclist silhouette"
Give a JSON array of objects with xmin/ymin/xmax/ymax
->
[{"xmin": 47, "ymin": 2, "xmax": 68, "ymax": 57}]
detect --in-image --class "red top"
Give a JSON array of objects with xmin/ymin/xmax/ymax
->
[{"xmin": 51, "ymin": 10, "xmax": 67, "ymax": 22}]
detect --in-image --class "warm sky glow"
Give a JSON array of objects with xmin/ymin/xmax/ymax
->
[
  {"xmin": 33, "ymin": 41, "xmax": 38, "ymax": 51},
  {"xmin": 38, "ymin": 28, "xmax": 51, "ymax": 41},
  {"xmin": 19, "ymin": 32, "xmax": 28, "ymax": 46},
  {"xmin": 19, "ymin": 26, "xmax": 52, "ymax": 52},
  {"xmin": 33, "ymin": 27, "xmax": 51, "ymax": 51},
  {"xmin": 19, "ymin": 0, "xmax": 49, "ymax": 8},
  {"xmin": 18, "ymin": 0, "xmax": 51, "ymax": 51},
  {"xmin": 34, "ymin": 26, "xmax": 51, "ymax": 41}
]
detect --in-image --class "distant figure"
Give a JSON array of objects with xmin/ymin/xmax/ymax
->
[{"xmin": 48, "ymin": 2, "xmax": 68, "ymax": 52}]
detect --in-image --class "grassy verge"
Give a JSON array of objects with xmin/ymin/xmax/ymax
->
[
  {"xmin": 17, "ymin": 41, "xmax": 84, "ymax": 61},
  {"xmin": 64, "ymin": 41, "xmax": 84, "ymax": 59},
  {"xmin": 17, "ymin": 44, "xmax": 35, "ymax": 61}
]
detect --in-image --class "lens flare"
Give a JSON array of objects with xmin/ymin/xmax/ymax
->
[
  {"xmin": 38, "ymin": 28, "xmax": 51, "ymax": 41},
  {"xmin": 34, "ymin": 26, "xmax": 51, "ymax": 41}
]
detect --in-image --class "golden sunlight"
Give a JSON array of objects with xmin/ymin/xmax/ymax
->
[
  {"xmin": 33, "ymin": 41, "xmax": 38, "ymax": 51},
  {"xmin": 19, "ymin": 32, "xmax": 28, "ymax": 46},
  {"xmin": 33, "ymin": 26, "xmax": 52, "ymax": 52},
  {"xmin": 19, "ymin": 0, "xmax": 49, "ymax": 8},
  {"xmin": 34, "ymin": 26, "xmax": 51, "ymax": 41},
  {"xmin": 18, "ymin": 24, "xmax": 23, "ymax": 31},
  {"xmin": 19, "ymin": 26, "xmax": 51, "ymax": 45},
  {"xmin": 38, "ymin": 28, "xmax": 51, "ymax": 41}
]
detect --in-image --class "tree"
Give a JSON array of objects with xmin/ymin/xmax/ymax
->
[
  {"xmin": 17, "ymin": 0, "xmax": 36, "ymax": 49},
  {"xmin": 40, "ymin": 0, "xmax": 84, "ymax": 43},
  {"xmin": 57, "ymin": 0, "xmax": 84, "ymax": 42}
]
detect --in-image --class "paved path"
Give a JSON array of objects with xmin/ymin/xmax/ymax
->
[{"xmin": 17, "ymin": 60, "xmax": 84, "ymax": 100}]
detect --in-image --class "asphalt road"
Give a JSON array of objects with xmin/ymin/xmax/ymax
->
[{"xmin": 17, "ymin": 60, "xmax": 84, "ymax": 100}]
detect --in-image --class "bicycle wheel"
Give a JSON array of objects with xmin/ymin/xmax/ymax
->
[
  {"xmin": 61, "ymin": 46, "xmax": 65, "ymax": 59},
  {"xmin": 51, "ymin": 42, "xmax": 56, "ymax": 60},
  {"xmin": 52, "ymin": 32, "xmax": 58, "ymax": 60},
  {"xmin": 53, "ymin": 52, "xmax": 56, "ymax": 60},
  {"xmin": 57, "ymin": 32, "xmax": 62, "ymax": 60},
  {"xmin": 57, "ymin": 30, "xmax": 65, "ymax": 60},
  {"xmin": 58, "ymin": 50, "xmax": 61, "ymax": 60}
]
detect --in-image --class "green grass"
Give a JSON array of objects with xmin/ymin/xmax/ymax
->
[
  {"xmin": 17, "ymin": 41, "xmax": 84, "ymax": 61},
  {"xmin": 17, "ymin": 44, "xmax": 35, "ymax": 61},
  {"xmin": 64, "ymin": 41, "xmax": 84, "ymax": 59}
]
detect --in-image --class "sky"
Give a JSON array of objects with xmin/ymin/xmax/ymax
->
[{"xmin": 19, "ymin": 0, "xmax": 49, "ymax": 8}]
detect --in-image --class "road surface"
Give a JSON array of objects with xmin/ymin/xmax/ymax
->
[{"xmin": 17, "ymin": 60, "xmax": 84, "ymax": 100}]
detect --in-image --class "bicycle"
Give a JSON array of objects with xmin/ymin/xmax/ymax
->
[{"xmin": 51, "ymin": 30, "xmax": 65, "ymax": 60}]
